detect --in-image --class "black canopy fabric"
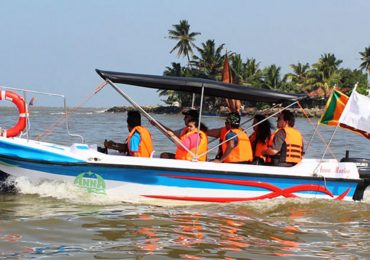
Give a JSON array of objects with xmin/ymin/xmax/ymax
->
[{"xmin": 96, "ymin": 69, "xmax": 307, "ymax": 103}]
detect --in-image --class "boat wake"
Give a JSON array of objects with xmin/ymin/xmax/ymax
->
[
  {"xmin": 4, "ymin": 175, "xmax": 370, "ymax": 209},
  {"xmin": 363, "ymin": 186, "xmax": 370, "ymax": 203},
  {"xmin": 9, "ymin": 176, "xmax": 122, "ymax": 206}
]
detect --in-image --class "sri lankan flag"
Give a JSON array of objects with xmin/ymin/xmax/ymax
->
[{"xmin": 319, "ymin": 89, "xmax": 349, "ymax": 126}]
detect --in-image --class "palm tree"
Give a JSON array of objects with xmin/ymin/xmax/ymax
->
[
  {"xmin": 159, "ymin": 63, "xmax": 193, "ymax": 106},
  {"xmin": 359, "ymin": 46, "xmax": 370, "ymax": 74},
  {"xmin": 312, "ymin": 53, "xmax": 342, "ymax": 81},
  {"xmin": 288, "ymin": 62, "xmax": 310, "ymax": 82},
  {"xmin": 287, "ymin": 62, "xmax": 311, "ymax": 92},
  {"xmin": 244, "ymin": 58, "xmax": 263, "ymax": 86},
  {"xmin": 262, "ymin": 64, "xmax": 285, "ymax": 90},
  {"xmin": 168, "ymin": 20, "xmax": 200, "ymax": 64},
  {"xmin": 310, "ymin": 53, "xmax": 343, "ymax": 98},
  {"xmin": 191, "ymin": 39, "xmax": 225, "ymax": 80},
  {"xmin": 229, "ymin": 54, "xmax": 245, "ymax": 84}
]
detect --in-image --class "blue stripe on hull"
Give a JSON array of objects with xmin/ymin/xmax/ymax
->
[
  {"xmin": 0, "ymin": 141, "xmax": 83, "ymax": 163},
  {"xmin": 0, "ymin": 157, "xmax": 358, "ymax": 197}
]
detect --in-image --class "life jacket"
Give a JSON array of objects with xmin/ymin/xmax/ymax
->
[
  {"xmin": 221, "ymin": 128, "xmax": 253, "ymax": 163},
  {"xmin": 283, "ymin": 127, "xmax": 303, "ymax": 164},
  {"xmin": 254, "ymin": 142, "xmax": 268, "ymax": 161},
  {"xmin": 175, "ymin": 129, "xmax": 208, "ymax": 161},
  {"xmin": 265, "ymin": 130, "xmax": 278, "ymax": 163},
  {"xmin": 215, "ymin": 126, "xmax": 228, "ymax": 159},
  {"xmin": 179, "ymin": 127, "xmax": 188, "ymax": 137},
  {"xmin": 127, "ymin": 126, "xmax": 154, "ymax": 157},
  {"xmin": 249, "ymin": 131, "xmax": 268, "ymax": 160}
]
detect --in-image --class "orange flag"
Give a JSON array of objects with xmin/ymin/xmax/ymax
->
[
  {"xmin": 222, "ymin": 55, "xmax": 232, "ymax": 83},
  {"xmin": 223, "ymin": 55, "xmax": 240, "ymax": 112}
]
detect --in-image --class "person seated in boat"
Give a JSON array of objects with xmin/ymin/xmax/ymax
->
[
  {"xmin": 104, "ymin": 110, "xmax": 154, "ymax": 157},
  {"xmin": 153, "ymin": 108, "xmax": 199, "ymax": 137},
  {"xmin": 262, "ymin": 110, "xmax": 304, "ymax": 166},
  {"xmin": 213, "ymin": 112, "xmax": 253, "ymax": 163},
  {"xmin": 206, "ymin": 117, "xmax": 229, "ymax": 160},
  {"xmin": 161, "ymin": 117, "xmax": 208, "ymax": 161},
  {"xmin": 160, "ymin": 108, "xmax": 207, "ymax": 159},
  {"xmin": 249, "ymin": 114, "xmax": 273, "ymax": 164}
]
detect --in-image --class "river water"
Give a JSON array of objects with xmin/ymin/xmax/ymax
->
[{"xmin": 0, "ymin": 107, "xmax": 369, "ymax": 259}]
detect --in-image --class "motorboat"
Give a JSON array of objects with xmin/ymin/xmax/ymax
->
[{"xmin": 0, "ymin": 69, "xmax": 369, "ymax": 203}]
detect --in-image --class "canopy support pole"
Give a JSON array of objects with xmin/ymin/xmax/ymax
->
[
  {"xmin": 106, "ymin": 79, "xmax": 194, "ymax": 156},
  {"xmin": 194, "ymin": 86, "xmax": 205, "ymax": 161},
  {"xmin": 191, "ymin": 93, "xmax": 195, "ymax": 108}
]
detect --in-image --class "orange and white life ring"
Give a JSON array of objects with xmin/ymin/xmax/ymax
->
[{"xmin": 0, "ymin": 90, "xmax": 28, "ymax": 137}]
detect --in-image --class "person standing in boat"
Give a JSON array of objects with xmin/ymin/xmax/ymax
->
[
  {"xmin": 249, "ymin": 114, "xmax": 273, "ymax": 164},
  {"xmin": 104, "ymin": 110, "xmax": 154, "ymax": 157},
  {"xmin": 263, "ymin": 110, "xmax": 304, "ymax": 166},
  {"xmin": 214, "ymin": 112, "xmax": 253, "ymax": 163}
]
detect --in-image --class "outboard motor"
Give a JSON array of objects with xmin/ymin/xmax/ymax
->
[{"xmin": 341, "ymin": 150, "xmax": 370, "ymax": 201}]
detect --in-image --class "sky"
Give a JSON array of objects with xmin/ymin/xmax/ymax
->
[{"xmin": 0, "ymin": 0, "xmax": 369, "ymax": 108}]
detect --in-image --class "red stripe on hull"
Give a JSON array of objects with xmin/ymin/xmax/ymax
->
[{"xmin": 144, "ymin": 174, "xmax": 351, "ymax": 202}]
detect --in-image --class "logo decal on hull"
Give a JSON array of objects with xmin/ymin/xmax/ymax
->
[{"xmin": 74, "ymin": 171, "xmax": 106, "ymax": 194}]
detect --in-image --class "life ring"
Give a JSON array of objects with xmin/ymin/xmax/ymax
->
[{"xmin": 0, "ymin": 90, "xmax": 28, "ymax": 137}]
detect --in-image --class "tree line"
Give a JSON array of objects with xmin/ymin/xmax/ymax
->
[{"xmin": 159, "ymin": 20, "xmax": 370, "ymax": 109}]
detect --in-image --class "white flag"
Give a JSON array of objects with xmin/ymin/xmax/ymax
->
[{"xmin": 339, "ymin": 90, "xmax": 370, "ymax": 139}]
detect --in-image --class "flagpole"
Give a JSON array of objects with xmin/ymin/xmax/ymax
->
[
  {"xmin": 305, "ymin": 123, "xmax": 319, "ymax": 154},
  {"xmin": 321, "ymin": 124, "xmax": 339, "ymax": 160}
]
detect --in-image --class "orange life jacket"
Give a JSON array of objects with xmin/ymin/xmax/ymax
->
[
  {"xmin": 127, "ymin": 126, "xmax": 154, "ymax": 157},
  {"xmin": 216, "ymin": 126, "xmax": 228, "ymax": 159},
  {"xmin": 265, "ymin": 130, "xmax": 278, "ymax": 163},
  {"xmin": 249, "ymin": 131, "xmax": 268, "ymax": 161},
  {"xmin": 283, "ymin": 127, "xmax": 303, "ymax": 164},
  {"xmin": 254, "ymin": 141, "xmax": 268, "ymax": 161},
  {"xmin": 175, "ymin": 129, "xmax": 208, "ymax": 161},
  {"xmin": 221, "ymin": 128, "xmax": 253, "ymax": 163},
  {"xmin": 179, "ymin": 127, "xmax": 188, "ymax": 137},
  {"xmin": 249, "ymin": 132, "xmax": 256, "ymax": 144}
]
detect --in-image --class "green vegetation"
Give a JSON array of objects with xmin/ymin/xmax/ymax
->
[{"xmin": 160, "ymin": 20, "xmax": 369, "ymax": 109}]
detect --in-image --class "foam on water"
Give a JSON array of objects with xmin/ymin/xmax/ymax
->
[
  {"xmin": 7, "ymin": 176, "xmax": 370, "ymax": 209},
  {"xmin": 363, "ymin": 186, "xmax": 370, "ymax": 203},
  {"xmin": 11, "ymin": 176, "xmax": 122, "ymax": 206}
]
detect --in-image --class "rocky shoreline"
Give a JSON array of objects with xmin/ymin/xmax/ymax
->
[{"xmin": 106, "ymin": 105, "xmax": 324, "ymax": 118}]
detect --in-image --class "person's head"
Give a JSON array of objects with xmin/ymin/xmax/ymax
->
[
  {"xmin": 253, "ymin": 114, "xmax": 272, "ymax": 142},
  {"xmin": 225, "ymin": 112, "xmax": 241, "ymax": 129},
  {"xmin": 253, "ymin": 114, "xmax": 266, "ymax": 132},
  {"xmin": 277, "ymin": 110, "xmax": 295, "ymax": 129},
  {"xmin": 182, "ymin": 108, "xmax": 199, "ymax": 125},
  {"xmin": 186, "ymin": 118, "xmax": 198, "ymax": 131},
  {"xmin": 127, "ymin": 110, "xmax": 141, "ymax": 130}
]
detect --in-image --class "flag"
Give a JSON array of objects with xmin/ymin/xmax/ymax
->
[
  {"xmin": 319, "ymin": 89, "xmax": 349, "ymax": 126},
  {"xmin": 223, "ymin": 55, "xmax": 241, "ymax": 112},
  {"xmin": 222, "ymin": 55, "xmax": 232, "ymax": 83},
  {"xmin": 339, "ymin": 90, "xmax": 370, "ymax": 139}
]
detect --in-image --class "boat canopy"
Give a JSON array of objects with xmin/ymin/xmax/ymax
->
[{"xmin": 96, "ymin": 69, "xmax": 307, "ymax": 103}]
